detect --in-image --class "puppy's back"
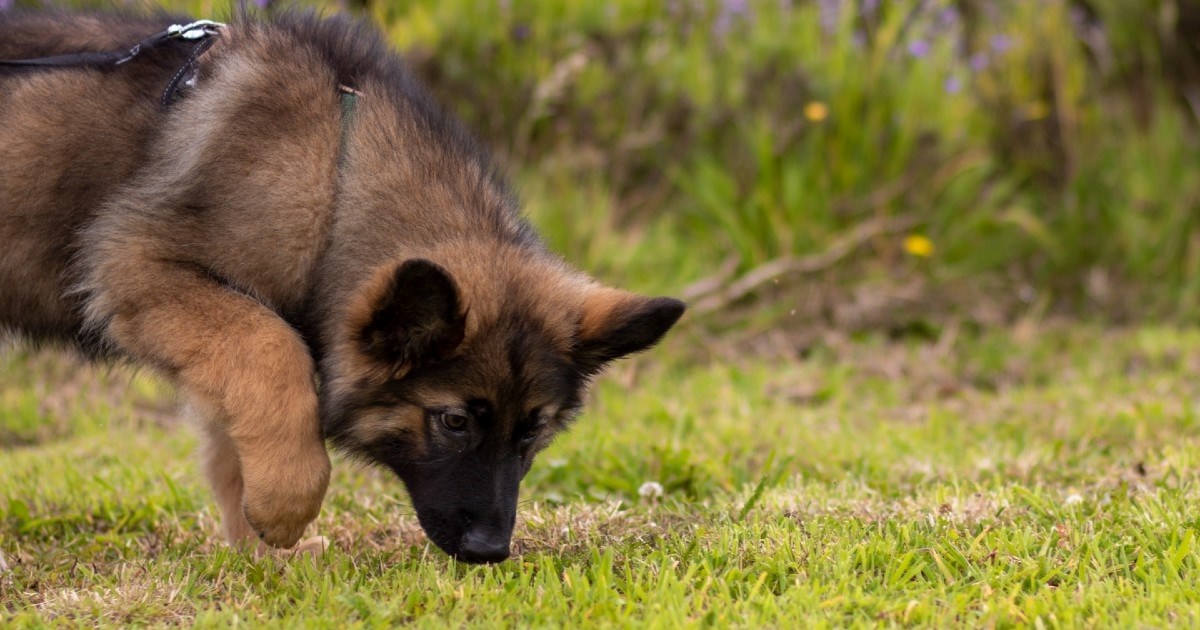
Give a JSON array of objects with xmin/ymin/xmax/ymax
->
[{"xmin": 0, "ymin": 12, "xmax": 193, "ymax": 346}]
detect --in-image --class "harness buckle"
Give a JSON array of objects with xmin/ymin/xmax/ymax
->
[{"xmin": 167, "ymin": 20, "xmax": 226, "ymax": 41}]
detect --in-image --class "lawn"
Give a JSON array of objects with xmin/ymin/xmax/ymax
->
[
  {"xmin": 3, "ymin": 2, "xmax": 1200, "ymax": 625},
  {"xmin": 3, "ymin": 325, "xmax": 1200, "ymax": 626}
]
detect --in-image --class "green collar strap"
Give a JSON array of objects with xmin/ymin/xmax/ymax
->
[{"xmin": 336, "ymin": 84, "xmax": 361, "ymax": 166}]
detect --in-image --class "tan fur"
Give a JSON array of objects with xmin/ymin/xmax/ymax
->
[
  {"xmin": 345, "ymin": 406, "xmax": 425, "ymax": 452},
  {"xmin": 86, "ymin": 233, "xmax": 332, "ymax": 546},
  {"xmin": 198, "ymin": 418, "xmax": 256, "ymax": 544},
  {"xmin": 580, "ymin": 288, "xmax": 640, "ymax": 340}
]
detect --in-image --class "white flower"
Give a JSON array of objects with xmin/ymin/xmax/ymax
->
[
  {"xmin": 638, "ymin": 481, "xmax": 664, "ymax": 499},
  {"xmin": 1064, "ymin": 493, "xmax": 1084, "ymax": 506}
]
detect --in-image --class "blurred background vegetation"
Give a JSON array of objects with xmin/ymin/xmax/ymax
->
[{"xmin": 9, "ymin": 0, "xmax": 1200, "ymax": 345}]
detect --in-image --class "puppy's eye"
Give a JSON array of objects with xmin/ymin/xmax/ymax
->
[
  {"xmin": 519, "ymin": 424, "xmax": 543, "ymax": 445},
  {"xmin": 439, "ymin": 412, "xmax": 469, "ymax": 432}
]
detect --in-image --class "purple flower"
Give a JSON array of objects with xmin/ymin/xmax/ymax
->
[
  {"xmin": 1069, "ymin": 6, "xmax": 1091, "ymax": 30},
  {"xmin": 0, "ymin": 0, "xmax": 11, "ymax": 11},
  {"xmin": 818, "ymin": 0, "xmax": 840, "ymax": 33},
  {"xmin": 937, "ymin": 7, "xmax": 960, "ymax": 28},
  {"xmin": 714, "ymin": 0, "xmax": 752, "ymax": 38},
  {"xmin": 944, "ymin": 76, "xmax": 962, "ymax": 94},
  {"xmin": 970, "ymin": 52, "xmax": 989, "ymax": 72},
  {"xmin": 861, "ymin": 0, "xmax": 879, "ymax": 18},
  {"xmin": 990, "ymin": 34, "xmax": 1013, "ymax": 53},
  {"xmin": 723, "ymin": 0, "xmax": 750, "ymax": 15},
  {"xmin": 907, "ymin": 39, "xmax": 931, "ymax": 58}
]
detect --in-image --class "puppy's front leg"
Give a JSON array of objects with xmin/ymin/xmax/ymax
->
[
  {"xmin": 201, "ymin": 418, "xmax": 330, "ymax": 557},
  {"xmin": 83, "ymin": 244, "xmax": 330, "ymax": 549},
  {"xmin": 198, "ymin": 419, "xmax": 255, "ymax": 545}
]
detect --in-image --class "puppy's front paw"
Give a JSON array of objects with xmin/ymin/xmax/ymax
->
[{"xmin": 241, "ymin": 444, "xmax": 331, "ymax": 549}]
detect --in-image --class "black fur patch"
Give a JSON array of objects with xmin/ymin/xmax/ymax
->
[
  {"xmin": 360, "ymin": 259, "xmax": 467, "ymax": 369},
  {"xmin": 574, "ymin": 297, "xmax": 686, "ymax": 376}
]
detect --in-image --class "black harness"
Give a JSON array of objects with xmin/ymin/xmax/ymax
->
[
  {"xmin": 1, "ymin": 19, "xmax": 360, "ymax": 149},
  {"xmin": 0, "ymin": 20, "xmax": 226, "ymax": 107}
]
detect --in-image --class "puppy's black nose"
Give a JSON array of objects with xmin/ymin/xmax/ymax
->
[{"xmin": 456, "ymin": 528, "xmax": 511, "ymax": 564}]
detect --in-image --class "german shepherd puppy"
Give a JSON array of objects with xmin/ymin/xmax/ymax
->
[{"xmin": 0, "ymin": 11, "xmax": 684, "ymax": 563}]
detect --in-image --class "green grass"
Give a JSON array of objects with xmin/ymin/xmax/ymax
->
[
  {"xmin": 5, "ymin": 326, "xmax": 1200, "ymax": 626},
  {"xmin": 4, "ymin": 0, "xmax": 1200, "ymax": 625}
]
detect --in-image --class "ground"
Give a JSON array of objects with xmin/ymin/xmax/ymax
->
[{"xmin": 2, "ymin": 325, "xmax": 1200, "ymax": 626}]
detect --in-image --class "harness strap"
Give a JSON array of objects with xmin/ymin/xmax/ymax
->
[
  {"xmin": 0, "ymin": 20, "xmax": 225, "ymax": 105},
  {"xmin": 337, "ymin": 84, "xmax": 362, "ymax": 166},
  {"xmin": 3, "ymin": 20, "xmax": 362, "ymax": 166},
  {"xmin": 159, "ymin": 33, "xmax": 218, "ymax": 107}
]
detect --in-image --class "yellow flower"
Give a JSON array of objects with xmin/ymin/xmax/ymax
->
[
  {"xmin": 1023, "ymin": 100, "xmax": 1052, "ymax": 120},
  {"xmin": 903, "ymin": 234, "xmax": 934, "ymax": 258},
  {"xmin": 804, "ymin": 101, "xmax": 829, "ymax": 122}
]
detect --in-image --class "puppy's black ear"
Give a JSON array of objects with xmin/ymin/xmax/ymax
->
[
  {"xmin": 574, "ymin": 288, "xmax": 686, "ymax": 377},
  {"xmin": 360, "ymin": 259, "xmax": 466, "ymax": 373}
]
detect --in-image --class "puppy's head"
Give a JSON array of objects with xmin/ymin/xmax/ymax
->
[{"xmin": 322, "ymin": 254, "xmax": 684, "ymax": 563}]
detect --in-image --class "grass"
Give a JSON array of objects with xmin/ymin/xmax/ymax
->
[{"xmin": 4, "ymin": 325, "xmax": 1200, "ymax": 626}]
